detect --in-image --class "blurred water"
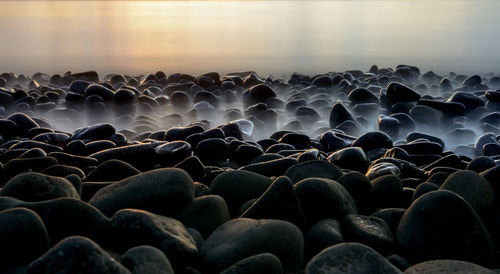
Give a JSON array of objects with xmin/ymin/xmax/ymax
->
[{"xmin": 1, "ymin": 0, "xmax": 499, "ymax": 76}]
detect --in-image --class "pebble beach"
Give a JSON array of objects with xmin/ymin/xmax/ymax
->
[{"xmin": 1, "ymin": 66, "xmax": 500, "ymax": 273}]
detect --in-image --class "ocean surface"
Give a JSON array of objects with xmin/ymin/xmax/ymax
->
[{"xmin": 1, "ymin": 0, "xmax": 499, "ymax": 76}]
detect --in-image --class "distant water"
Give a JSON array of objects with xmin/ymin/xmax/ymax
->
[{"xmin": 1, "ymin": 0, "xmax": 500, "ymax": 76}]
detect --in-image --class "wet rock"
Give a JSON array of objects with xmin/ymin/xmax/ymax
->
[
  {"xmin": 329, "ymin": 101, "xmax": 356, "ymax": 128},
  {"xmin": 120, "ymin": 245, "xmax": 174, "ymax": 274},
  {"xmin": 285, "ymin": 160, "xmax": 343, "ymax": 183},
  {"xmin": 86, "ymin": 159, "xmax": 140, "ymax": 181},
  {"xmin": 220, "ymin": 253, "xmax": 282, "ymax": 274},
  {"xmin": 328, "ymin": 147, "xmax": 369, "ymax": 173},
  {"xmin": 89, "ymin": 168, "xmax": 194, "ymax": 217},
  {"xmin": 0, "ymin": 172, "xmax": 79, "ymax": 201},
  {"xmin": 28, "ymin": 236, "xmax": 130, "ymax": 274},
  {"xmin": 305, "ymin": 243, "xmax": 401, "ymax": 274},
  {"xmin": 404, "ymin": 259, "xmax": 493, "ymax": 274},
  {"xmin": 386, "ymin": 82, "xmax": 421, "ymax": 104},
  {"xmin": 352, "ymin": 131, "xmax": 393, "ymax": 152},
  {"xmin": 396, "ymin": 190, "xmax": 494, "ymax": 265},
  {"xmin": 200, "ymin": 218, "xmax": 303, "ymax": 273}
]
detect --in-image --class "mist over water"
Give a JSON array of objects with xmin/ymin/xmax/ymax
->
[{"xmin": 1, "ymin": 0, "xmax": 500, "ymax": 76}]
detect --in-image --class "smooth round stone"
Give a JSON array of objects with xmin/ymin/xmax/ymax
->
[
  {"xmin": 7, "ymin": 113, "xmax": 39, "ymax": 137},
  {"xmin": 232, "ymin": 144, "xmax": 264, "ymax": 166},
  {"xmin": 396, "ymin": 190, "xmax": 494, "ymax": 265},
  {"xmin": 397, "ymin": 140, "xmax": 443, "ymax": 155},
  {"xmin": 49, "ymin": 152, "xmax": 98, "ymax": 168},
  {"xmin": 417, "ymin": 99, "xmax": 466, "ymax": 117},
  {"xmin": 19, "ymin": 147, "xmax": 47, "ymax": 158},
  {"xmin": 28, "ymin": 236, "xmax": 130, "ymax": 274},
  {"xmin": 386, "ymin": 82, "xmax": 421, "ymax": 104},
  {"xmin": 195, "ymin": 138, "xmax": 229, "ymax": 165},
  {"xmin": 243, "ymin": 84, "xmax": 277, "ymax": 107},
  {"xmin": 412, "ymin": 182, "xmax": 439, "ymax": 201},
  {"xmin": 241, "ymin": 176, "xmax": 306, "ymax": 229},
  {"xmin": 89, "ymin": 168, "xmax": 194, "ymax": 217},
  {"xmin": 239, "ymin": 157, "xmax": 298, "ymax": 178},
  {"xmin": 174, "ymin": 195, "xmax": 230, "ymax": 238},
  {"xmin": 0, "ymin": 172, "xmax": 79, "ymax": 202},
  {"xmin": 10, "ymin": 140, "xmax": 63, "ymax": 153},
  {"xmin": 409, "ymin": 105, "xmax": 443, "ymax": 125},
  {"xmin": 120, "ymin": 245, "xmax": 174, "ymax": 274},
  {"xmin": 155, "ymin": 141, "xmax": 192, "ymax": 166},
  {"xmin": 370, "ymin": 208, "xmax": 406, "ymax": 237},
  {"xmin": 311, "ymin": 75, "xmax": 333, "ymax": 88},
  {"xmin": 170, "ymin": 91, "xmax": 192, "ymax": 108},
  {"xmin": 285, "ymin": 160, "xmax": 343, "ymax": 184},
  {"xmin": 328, "ymin": 147, "xmax": 369, "ymax": 173},
  {"xmin": 329, "ymin": 101, "xmax": 356, "ymax": 128},
  {"xmin": 475, "ymin": 133, "xmax": 498, "ymax": 156},
  {"xmin": 337, "ymin": 171, "xmax": 373, "ymax": 213},
  {"xmin": 446, "ymin": 91, "xmax": 484, "ymax": 112},
  {"xmin": 366, "ymin": 162, "xmax": 401, "ymax": 180},
  {"xmin": 406, "ymin": 132, "xmax": 445, "ymax": 148},
  {"xmin": 304, "ymin": 219, "xmax": 343, "ymax": 260},
  {"xmin": 85, "ymin": 84, "xmax": 115, "ymax": 100},
  {"xmin": 109, "ymin": 209, "xmax": 197, "ymax": 269},
  {"xmin": 174, "ymin": 155, "xmax": 205, "ymax": 182},
  {"xmin": 462, "ymin": 74, "xmax": 482, "ymax": 87},
  {"xmin": 220, "ymin": 253, "xmax": 283, "ymax": 274},
  {"xmin": 1, "ymin": 156, "xmax": 59, "ymax": 184},
  {"xmin": 8, "ymin": 198, "xmax": 109, "ymax": 245},
  {"xmin": 440, "ymin": 170, "xmax": 495, "ymax": 216},
  {"xmin": 344, "ymin": 214, "xmax": 394, "ymax": 255},
  {"xmin": 90, "ymin": 142, "xmax": 163, "ymax": 171},
  {"xmin": 294, "ymin": 177, "xmax": 357, "ymax": 226},
  {"xmin": 305, "ymin": 243, "xmax": 401, "ymax": 274},
  {"xmin": 442, "ymin": 128, "xmax": 476, "ymax": 146},
  {"xmin": 348, "ymin": 87, "xmax": 380, "ymax": 105},
  {"xmin": 42, "ymin": 164, "xmax": 85, "ymax": 179},
  {"xmin": 370, "ymin": 174, "xmax": 403, "ymax": 208},
  {"xmin": 72, "ymin": 123, "xmax": 115, "ymax": 141},
  {"xmin": 200, "ymin": 218, "xmax": 304, "ymax": 273},
  {"xmin": 0, "ymin": 208, "xmax": 49, "ymax": 266},
  {"xmin": 319, "ymin": 131, "xmax": 351, "ymax": 152},
  {"xmin": 113, "ymin": 88, "xmax": 137, "ymax": 104},
  {"xmin": 480, "ymin": 165, "xmax": 500, "ymax": 202},
  {"xmin": 210, "ymin": 170, "xmax": 273, "ymax": 217},
  {"xmin": 278, "ymin": 133, "xmax": 310, "ymax": 148},
  {"xmin": 85, "ymin": 140, "xmax": 116, "ymax": 155},
  {"xmin": 266, "ymin": 143, "xmax": 295, "ymax": 153},
  {"xmin": 403, "ymin": 259, "xmax": 493, "ymax": 274},
  {"xmin": 485, "ymin": 90, "xmax": 500, "ymax": 103},
  {"xmin": 0, "ymin": 119, "xmax": 18, "ymax": 138},
  {"xmin": 86, "ymin": 159, "xmax": 140, "ymax": 182},
  {"xmin": 352, "ymin": 131, "xmax": 393, "ymax": 152}
]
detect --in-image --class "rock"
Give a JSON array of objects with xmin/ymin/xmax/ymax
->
[
  {"xmin": 371, "ymin": 208, "xmax": 406, "ymax": 237},
  {"xmin": 409, "ymin": 105, "xmax": 443, "ymax": 125},
  {"xmin": 285, "ymin": 160, "xmax": 343, "ymax": 183},
  {"xmin": 243, "ymin": 84, "xmax": 277, "ymax": 107},
  {"xmin": 0, "ymin": 208, "xmax": 49, "ymax": 266},
  {"xmin": 396, "ymin": 190, "xmax": 494, "ymax": 265},
  {"xmin": 403, "ymin": 259, "xmax": 493, "ymax": 274},
  {"xmin": 386, "ymin": 82, "xmax": 421, "ymax": 103},
  {"xmin": 195, "ymin": 138, "xmax": 229, "ymax": 165},
  {"xmin": 120, "ymin": 245, "xmax": 174, "ymax": 274},
  {"xmin": 210, "ymin": 170, "xmax": 273, "ymax": 217},
  {"xmin": 7, "ymin": 112, "xmax": 39, "ymax": 137},
  {"xmin": 480, "ymin": 165, "xmax": 500, "ymax": 203},
  {"xmin": 86, "ymin": 159, "xmax": 140, "ymax": 182},
  {"xmin": 220, "ymin": 253, "xmax": 283, "ymax": 274},
  {"xmin": 89, "ymin": 168, "xmax": 194, "ymax": 217},
  {"xmin": 200, "ymin": 218, "xmax": 303, "ymax": 273},
  {"xmin": 174, "ymin": 195, "xmax": 230, "ymax": 238},
  {"xmin": 42, "ymin": 164, "xmax": 85, "ymax": 179},
  {"xmin": 28, "ymin": 236, "xmax": 130, "ymax": 274},
  {"xmin": 0, "ymin": 172, "xmax": 79, "ymax": 202},
  {"xmin": 109, "ymin": 209, "xmax": 197, "ymax": 269},
  {"xmin": 412, "ymin": 182, "xmax": 439, "ymax": 201},
  {"xmin": 240, "ymin": 157, "xmax": 298, "ymax": 178},
  {"xmin": 85, "ymin": 84, "xmax": 115, "ymax": 101},
  {"xmin": 304, "ymin": 219, "xmax": 343, "ymax": 260},
  {"xmin": 320, "ymin": 131, "xmax": 351, "ymax": 153},
  {"xmin": 328, "ymin": 147, "xmax": 369, "ymax": 173},
  {"xmin": 337, "ymin": 171, "xmax": 373, "ymax": 213},
  {"xmin": 241, "ymin": 176, "xmax": 306, "ymax": 229},
  {"xmin": 305, "ymin": 243, "xmax": 401, "ymax": 274},
  {"xmin": 462, "ymin": 74, "xmax": 482, "ymax": 87},
  {"xmin": 440, "ymin": 170, "xmax": 495, "ymax": 216},
  {"xmin": 10, "ymin": 140, "xmax": 63, "ymax": 153},
  {"xmin": 329, "ymin": 101, "xmax": 356, "ymax": 128},
  {"xmin": 155, "ymin": 141, "xmax": 192, "ymax": 167},
  {"xmin": 343, "ymin": 214, "xmax": 394, "ymax": 255},
  {"xmin": 90, "ymin": 142, "xmax": 163, "ymax": 171},
  {"xmin": 174, "ymin": 156, "xmax": 205, "ymax": 182},
  {"xmin": 348, "ymin": 87, "xmax": 380, "ymax": 105},
  {"xmin": 72, "ymin": 123, "xmax": 116, "ymax": 141},
  {"xmin": 48, "ymin": 152, "xmax": 98, "ymax": 169},
  {"xmin": 352, "ymin": 131, "xmax": 393, "ymax": 152},
  {"xmin": 312, "ymin": 75, "xmax": 333, "ymax": 88},
  {"xmin": 366, "ymin": 162, "xmax": 401, "ymax": 180},
  {"xmin": 294, "ymin": 177, "xmax": 357, "ymax": 226}
]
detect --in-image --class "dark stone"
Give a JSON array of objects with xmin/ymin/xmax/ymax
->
[
  {"xmin": 319, "ymin": 131, "xmax": 351, "ymax": 152},
  {"xmin": 42, "ymin": 164, "xmax": 85, "ymax": 179},
  {"xmin": 241, "ymin": 176, "xmax": 306, "ymax": 229},
  {"xmin": 304, "ymin": 219, "xmax": 343, "ymax": 261},
  {"xmin": 305, "ymin": 243, "xmax": 401, "ymax": 274},
  {"xmin": 108, "ymin": 209, "xmax": 197, "ymax": 269},
  {"xmin": 329, "ymin": 101, "xmax": 356, "ymax": 128},
  {"xmin": 386, "ymin": 82, "xmax": 421, "ymax": 103},
  {"xmin": 371, "ymin": 208, "xmax": 405, "ymax": 237},
  {"xmin": 90, "ymin": 142, "xmax": 163, "ymax": 171},
  {"xmin": 89, "ymin": 168, "xmax": 194, "ymax": 217},
  {"xmin": 371, "ymin": 175, "xmax": 403, "ymax": 208},
  {"xmin": 396, "ymin": 190, "xmax": 494, "ymax": 265},
  {"xmin": 348, "ymin": 87, "xmax": 380, "ymax": 105},
  {"xmin": 120, "ymin": 246, "xmax": 174, "ymax": 274},
  {"xmin": 412, "ymin": 182, "xmax": 439, "ymax": 201},
  {"xmin": 0, "ymin": 208, "xmax": 49, "ymax": 266},
  {"xmin": 195, "ymin": 138, "xmax": 229, "ymax": 165},
  {"xmin": 440, "ymin": 170, "xmax": 495, "ymax": 216},
  {"xmin": 352, "ymin": 131, "xmax": 393, "ymax": 152},
  {"xmin": 155, "ymin": 141, "xmax": 192, "ymax": 167},
  {"xmin": 328, "ymin": 147, "xmax": 369, "ymax": 173},
  {"xmin": 174, "ymin": 155, "xmax": 205, "ymax": 182},
  {"xmin": 28, "ymin": 236, "xmax": 130, "ymax": 274},
  {"xmin": 240, "ymin": 157, "xmax": 298, "ymax": 178},
  {"xmin": 404, "ymin": 259, "xmax": 493, "ymax": 274},
  {"xmin": 10, "ymin": 140, "xmax": 63, "ymax": 153},
  {"xmin": 406, "ymin": 132, "xmax": 445, "ymax": 148},
  {"xmin": 312, "ymin": 75, "xmax": 333, "ymax": 88},
  {"xmin": 232, "ymin": 144, "xmax": 264, "ymax": 166},
  {"xmin": 72, "ymin": 123, "xmax": 116, "ymax": 141},
  {"xmin": 200, "ymin": 218, "xmax": 303, "ymax": 273},
  {"xmin": 86, "ymin": 159, "xmax": 140, "ymax": 182},
  {"xmin": 48, "ymin": 152, "xmax": 98, "ymax": 168},
  {"xmin": 85, "ymin": 140, "xmax": 116, "ymax": 155},
  {"xmin": 174, "ymin": 195, "xmax": 230, "ymax": 238},
  {"xmin": 285, "ymin": 160, "xmax": 343, "ymax": 183},
  {"xmin": 243, "ymin": 84, "xmax": 277, "ymax": 107},
  {"xmin": 343, "ymin": 214, "xmax": 394, "ymax": 255},
  {"xmin": 220, "ymin": 253, "xmax": 282, "ymax": 274},
  {"xmin": 210, "ymin": 170, "xmax": 273, "ymax": 217},
  {"xmin": 85, "ymin": 84, "xmax": 115, "ymax": 101},
  {"xmin": 294, "ymin": 177, "xmax": 357, "ymax": 226},
  {"xmin": 0, "ymin": 172, "xmax": 79, "ymax": 202}
]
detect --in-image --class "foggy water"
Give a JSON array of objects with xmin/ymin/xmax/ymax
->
[{"xmin": 1, "ymin": 0, "xmax": 500, "ymax": 76}]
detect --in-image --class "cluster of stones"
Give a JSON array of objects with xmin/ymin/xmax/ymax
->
[{"xmin": 0, "ymin": 66, "xmax": 500, "ymax": 273}]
